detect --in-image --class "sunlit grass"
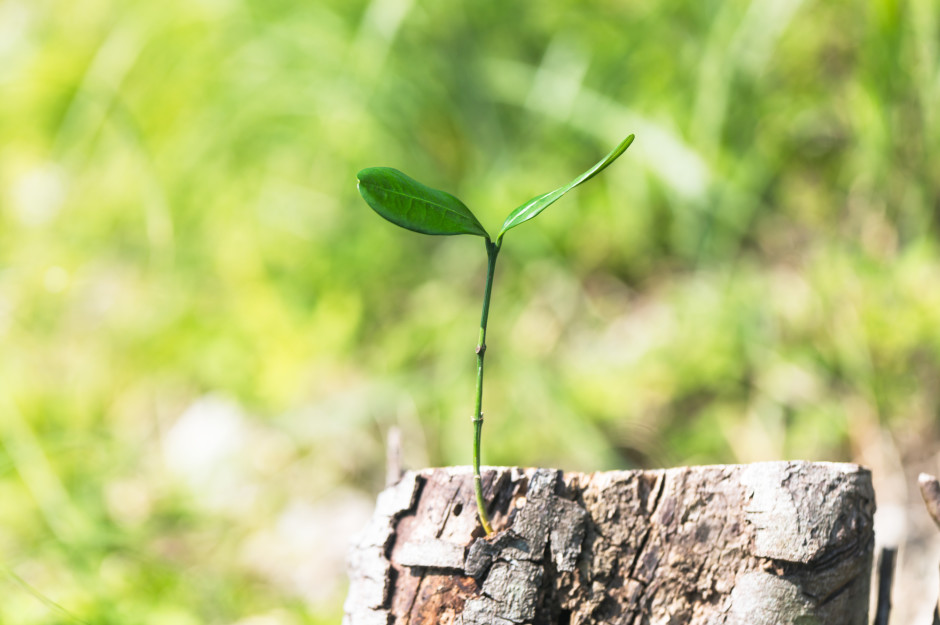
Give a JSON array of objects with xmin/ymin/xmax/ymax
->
[{"xmin": 1, "ymin": 0, "xmax": 939, "ymax": 621}]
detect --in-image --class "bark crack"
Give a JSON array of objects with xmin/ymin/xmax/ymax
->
[
  {"xmin": 435, "ymin": 478, "xmax": 463, "ymax": 539},
  {"xmin": 625, "ymin": 470, "xmax": 667, "ymax": 582},
  {"xmin": 817, "ymin": 576, "xmax": 858, "ymax": 607},
  {"xmin": 345, "ymin": 464, "xmax": 874, "ymax": 625},
  {"xmin": 401, "ymin": 569, "xmax": 427, "ymax": 625}
]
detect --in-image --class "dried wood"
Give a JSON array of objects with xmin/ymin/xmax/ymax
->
[
  {"xmin": 344, "ymin": 462, "xmax": 874, "ymax": 625},
  {"xmin": 919, "ymin": 473, "xmax": 940, "ymax": 531},
  {"xmin": 918, "ymin": 473, "xmax": 940, "ymax": 625},
  {"xmin": 872, "ymin": 547, "xmax": 896, "ymax": 625}
]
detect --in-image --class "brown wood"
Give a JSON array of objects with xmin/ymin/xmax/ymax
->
[
  {"xmin": 919, "ymin": 473, "xmax": 940, "ymax": 531},
  {"xmin": 918, "ymin": 473, "xmax": 940, "ymax": 625},
  {"xmin": 344, "ymin": 462, "xmax": 874, "ymax": 625},
  {"xmin": 872, "ymin": 547, "xmax": 896, "ymax": 625}
]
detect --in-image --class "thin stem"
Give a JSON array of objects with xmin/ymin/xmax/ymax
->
[{"xmin": 473, "ymin": 238, "xmax": 500, "ymax": 535}]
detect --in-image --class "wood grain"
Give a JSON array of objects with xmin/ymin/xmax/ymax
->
[{"xmin": 344, "ymin": 462, "xmax": 874, "ymax": 625}]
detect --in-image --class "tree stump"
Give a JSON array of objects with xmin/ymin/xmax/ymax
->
[{"xmin": 344, "ymin": 461, "xmax": 875, "ymax": 625}]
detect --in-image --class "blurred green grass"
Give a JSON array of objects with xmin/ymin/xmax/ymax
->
[{"xmin": 1, "ymin": 0, "xmax": 939, "ymax": 621}]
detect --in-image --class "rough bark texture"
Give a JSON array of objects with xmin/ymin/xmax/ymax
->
[
  {"xmin": 918, "ymin": 473, "xmax": 940, "ymax": 625},
  {"xmin": 344, "ymin": 461, "xmax": 875, "ymax": 625}
]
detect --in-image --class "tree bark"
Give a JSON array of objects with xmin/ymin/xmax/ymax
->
[
  {"xmin": 918, "ymin": 473, "xmax": 940, "ymax": 625},
  {"xmin": 344, "ymin": 461, "xmax": 874, "ymax": 625}
]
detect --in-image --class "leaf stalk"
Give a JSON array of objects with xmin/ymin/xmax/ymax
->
[{"xmin": 473, "ymin": 238, "xmax": 500, "ymax": 535}]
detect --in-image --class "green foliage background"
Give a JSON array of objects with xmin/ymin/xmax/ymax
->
[{"xmin": 1, "ymin": 0, "xmax": 939, "ymax": 622}]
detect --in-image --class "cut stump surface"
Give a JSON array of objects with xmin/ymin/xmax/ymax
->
[{"xmin": 344, "ymin": 461, "xmax": 874, "ymax": 625}]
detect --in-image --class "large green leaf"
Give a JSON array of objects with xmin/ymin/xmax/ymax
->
[
  {"xmin": 497, "ymin": 134, "xmax": 635, "ymax": 242},
  {"xmin": 357, "ymin": 167, "xmax": 490, "ymax": 238}
]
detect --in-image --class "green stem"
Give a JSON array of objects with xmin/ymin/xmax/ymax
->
[{"xmin": 473, "ymin": 238, "xmax": 500, "ymax": 535}]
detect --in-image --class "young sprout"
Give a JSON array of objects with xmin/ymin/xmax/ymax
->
[{"xmin": 357, "ymin": 134, "xmax": 635, "ymax": 534}]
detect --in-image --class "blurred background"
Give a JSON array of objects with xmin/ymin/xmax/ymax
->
[{"xmin": 2, "ymin": 0, "xmax": 940, "ymax": 622}]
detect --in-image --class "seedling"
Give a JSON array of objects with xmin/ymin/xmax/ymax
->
[{"xmin": 357, "ymin": 135, "xmax": 635, "ymax": 534}]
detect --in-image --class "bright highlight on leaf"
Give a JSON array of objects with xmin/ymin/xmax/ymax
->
[
  {"xmin": 496, "ymin": 134, "xmax": 634, "ymax": 242},
  {"xmin": 357, "ymin": 167, "xmax": 490, "ymax": 238}
]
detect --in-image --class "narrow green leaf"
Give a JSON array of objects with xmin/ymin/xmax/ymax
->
[
  {"xmin": 497, "ymin": 134, "xmax": 635, "ymax": 242},
  {"xmin": 357, "ymin": 167, "xmax": 490, "ymax": 238}
]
